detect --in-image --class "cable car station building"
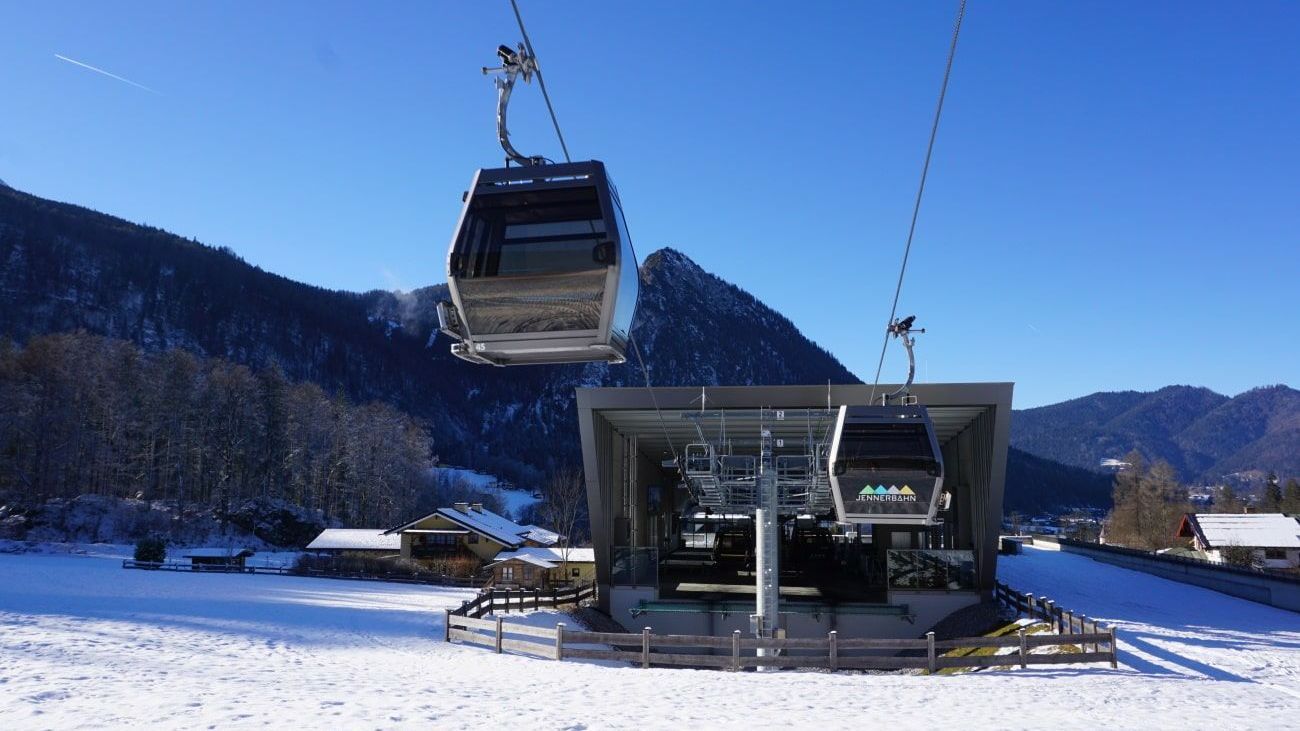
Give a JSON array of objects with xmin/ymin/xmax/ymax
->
[{"xmin": 577, "ymin": 382, "xmax": 1013, "ymax": 639}]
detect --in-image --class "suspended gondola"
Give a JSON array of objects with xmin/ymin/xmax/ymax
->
[
  {"xmin": 828, "ymin": 404, "xmax": 944, "ymax": 525},
  {"xmin": 827, "ymin": 316, "xmax": 946, "ymax": 524},
  {"xmin": 437, "ymin": 44, "xmax": 639, "ymax": 366}
]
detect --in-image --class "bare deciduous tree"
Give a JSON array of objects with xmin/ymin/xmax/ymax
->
[{"xmin": 538, "ymin": 466, "xmax": 588, "ymax": 580}]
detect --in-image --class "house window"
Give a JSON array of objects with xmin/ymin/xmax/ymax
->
[
  {"xmin": 468, "ymin": 534, "xmax": 479, "ymax": 544},
  {"xmin": 502, "ymin": 566, "xmax": 514, "ymax": 582},
  {"xmin": 523, "ymin": 566, "xmax": 534, "ymax": 582},
  {"xmin": 1264, "ymin": 549, "xmax": 1286, "ymax": 560},
  {"xmin": 572, "ymin": 568, "xmax": 581, "ymax": 577}
]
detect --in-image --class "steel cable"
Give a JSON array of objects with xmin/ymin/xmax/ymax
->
[{"xmin": 869, "ymin": 0, "xmax": 967, "ymax": 404}]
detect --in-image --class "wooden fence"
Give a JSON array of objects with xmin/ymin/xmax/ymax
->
[
  {"xmin": 449, "ymin": 583, "xmax": 597, "ymax": 619},
  {"xmin": 122, "ymin": 559, "xmax": 481, "ymax": 587},
  {"xmin": 445, "ymin": 591, "xmax": 1117, "ymax": 673},
  {"xmin": 994, "ymin": 580, "xmax": 1116, "ymax": 663}
]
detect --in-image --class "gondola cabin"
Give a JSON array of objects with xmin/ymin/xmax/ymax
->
[
  {"xmin": 828, "ymin": 405, "xmax": 945, "ymax": 525},
  {"xmin": 438, "ymin": 160, "xmax": 639, "ymax": 366}
]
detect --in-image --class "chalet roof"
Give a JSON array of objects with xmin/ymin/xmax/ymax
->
[
  {"xmin": 492, "ymin": 547, "xmax": 596, "ymax": 567},
  {"xmin": 385, "ymin": 505, "xmax": 560, "ymax": 548},
  {"xmin": 521, "ymin": 525, "xmax": 562, "ymax": 546},
  {"xmin": 305, "ymin": 529, "xmax": 402, "ymax": 552},
  {"xmin": 1178, "ymin": 513, "xmax": 1300, "ymax": 549},
  {"xmin": 491, "ymin": 553, "xmax": 559, "ymax": 569}
]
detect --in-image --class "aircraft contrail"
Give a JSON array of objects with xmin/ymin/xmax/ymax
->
[{"xmin": 54, "ymin": 54, "xmax": 159, "ymax": 94}]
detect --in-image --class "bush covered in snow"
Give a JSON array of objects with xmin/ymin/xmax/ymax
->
[{"xmin": 133, "ymin": 536, "xmax": 166, "ymax": 563}]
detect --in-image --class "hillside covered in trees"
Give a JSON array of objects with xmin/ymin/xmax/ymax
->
[
  {"xmin": 1012, "ymin": 385, "xmax": 1300, "ymax": 484},
  {"xmin": 0, "ymin": 331, "xmax": 434, "ymax": 538}
]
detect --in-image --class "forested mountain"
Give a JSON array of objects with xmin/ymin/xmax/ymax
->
[
  {"xmin": 17, "ymin": 182, "xmax": 1282, "ymax": 520},
  {"xmin": 1013, "ymin": 385, "xmax": 1300, "ymax": 483},
  {"xmin": 0, "ymin": 184, "xmax": 856, "ymax": 492},
  {"xmin": 0, "ymin": 332, "xmax": 429, "ymax": 529}
]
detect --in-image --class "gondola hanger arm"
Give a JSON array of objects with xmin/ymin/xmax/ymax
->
[
  {"xmin": 483, "ymin": 43, "xmax": 548, "ymax": 167},
  {"xmin": 882, "ymin": 315, "xmax": 925, "ymax": 406}
]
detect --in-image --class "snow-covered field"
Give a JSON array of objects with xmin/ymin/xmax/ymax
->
[{"xmin": 1, "ymin": 543, "xmax": 1298, "ymax": 730}]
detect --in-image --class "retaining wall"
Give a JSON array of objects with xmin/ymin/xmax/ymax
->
[{"xmin": 1041, "ymin": 537, "xmax": 1300, "ymax": 613}]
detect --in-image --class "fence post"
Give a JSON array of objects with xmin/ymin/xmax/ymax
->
[
  {"xmin": 443, "ymin": 609, "xmax": 451, "ymax": 642},
  {"xmin": 642, "ymin": 627, "xmax": 651, "ymax": 669},
  {"xmin": 1026, "ymin": 593, "xmax": 1035, "ymax": 617},
  {"xmin": 555, "ymin": 622, "xmax": 565, "ymax": 661},
  {"xmin": 731, "ymin": 630, "xmax": 741, "ymax": 672},
  {"xmin": 1018, "ymin": 627, "xmax": 1027, "ymax": 669},
  {"xmin": 495, "ymin": 617, "xmax": 503, "ymax": 654},
  {"xmin": 828, "ymin": 631, "xmax": 838, "ymax": 672},
  {"xmin": 1108, "ymin": 627, "xmax": 1118, "ymax": 669},
  {"xmin": 926, "ymin": 631, "xmax": 936, "ymax": 675}
]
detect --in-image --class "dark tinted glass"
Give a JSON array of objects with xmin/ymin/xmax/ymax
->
[
  {"xmin": 455, "ymin": 185, "xmax": 608, "ymax": 279},
  {"xmin": 838, "ymin": 422, "xmax": 934, "ymax": 462}
]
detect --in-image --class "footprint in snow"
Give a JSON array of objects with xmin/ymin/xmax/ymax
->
[{"xmin": 24, "ymin": 689, "xmax": 71, "ymax": 703}]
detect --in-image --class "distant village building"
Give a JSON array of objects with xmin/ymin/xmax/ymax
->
[
  {"xmin": 304, "ymin": 529, "xmax": 402, "ymax": 556},
  {"xmin": 383, "ymin": 502, "xmax": 561, "ymax": 565},
  {"xmin": 488, "ymin": 547, "xmax": 597, "ymax": 589},
  {"xmin": 1176, "ymin": 513, "xmax": 1300, "ymax": 570}
]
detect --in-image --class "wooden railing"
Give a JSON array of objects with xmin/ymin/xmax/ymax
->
[
  {"xmin": 994, "ymin": 580, "xmax": 1117, "ymax": 666},
  {"xmin": 449, "ymin": 583, "xmax": 597, "ymax": 619},
  {"xmin": 445, "ymin": 600, "xmax": 1117, "ymax": 673}
]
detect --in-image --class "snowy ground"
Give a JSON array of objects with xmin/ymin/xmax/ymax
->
[{"xmin": 1, "ymin": 543, "xmax": 1298, "ymax": 730}]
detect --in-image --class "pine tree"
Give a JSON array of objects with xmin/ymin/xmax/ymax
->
[
  {"xmin": 1282, "ymin": 479, "xmax": 1300, "ymax": 514},
  {"xmin": 1262, "ymin": 474, "xmax": 1283, "ymax": 512},
  {"xmin": 1104, "ymin": 451, "xmax": 1146, "ymax": 547}
]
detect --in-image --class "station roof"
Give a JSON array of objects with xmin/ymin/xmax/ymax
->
[{"xmin": 577, "ymin": 383, "xmax": 1013, "ymax": 460}]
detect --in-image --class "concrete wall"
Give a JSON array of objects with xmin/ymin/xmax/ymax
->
[{"xmin": 1054, "ymin": 539, "xmax": 1300, "ymax": 613}]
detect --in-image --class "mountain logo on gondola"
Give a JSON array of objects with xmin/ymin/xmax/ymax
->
[{"xmin": 855, "ymin": 484, "xmax": 918, "ymax": 502}]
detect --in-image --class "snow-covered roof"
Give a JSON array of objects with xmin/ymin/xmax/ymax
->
[
  {"xmin": 521, "ymin": 525, "xmax": 561, "ymax": 546},
  {"xmin": 491, "ymin": 553, "xmax": 558, "ymax": 569},
  {"xmin": 492, "ymin": 547, "xmax": 596, "ymax": 567},
  {"xmin": 1181, "ymin": 513, "xmax": 1300, "ymax": 549},
  {"xmin": 386, "ymin": 505, "xmax": 561, "ymax": 548},
  {"xmin": 305, "ymin": 529, "xmax": 401, "ymax": 552},
  {"xmin": 183, "ymin": 547, "xmax": 255, "ymax": 558}
]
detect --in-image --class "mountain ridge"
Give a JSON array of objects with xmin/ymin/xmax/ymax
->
[
  {"xmin": 1012, "ymin": 383, "xmax": 1300, "ymax": 483},
  {"xmin": 0, "ymin": 184, "xmax": 858, "ymax": 488},
  {"xmin": 6, "ymin": 183, "xmax": 1293, "ymax": 511}
]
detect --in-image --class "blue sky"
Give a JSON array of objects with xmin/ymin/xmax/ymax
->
[{"xmin": 1, "ymin": 1, "xmax": 1296, "ymax": 408}]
